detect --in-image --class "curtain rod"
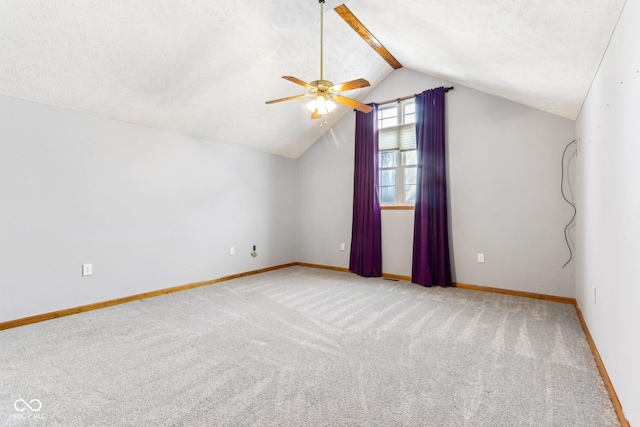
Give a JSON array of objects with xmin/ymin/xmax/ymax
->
[{"xmin": 375, "ymin": 86, "xmax": 454, "ymax": 105}]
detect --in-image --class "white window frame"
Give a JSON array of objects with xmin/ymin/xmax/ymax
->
[{"xmin": 378, "ymin": 99, "xmax": 417, "ymax": 207}]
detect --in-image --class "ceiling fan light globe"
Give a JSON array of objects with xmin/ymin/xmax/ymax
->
[
  {"xmin": 306, "ymin": 100, "xmax": 317, "ymax": 112},
  {"xmin": 315, "ymin": 96, "xmax": 329, "ymax": 115},
  {"xmin": 326, "ymin": 100, "xmax": 337, "ymax": 113}
]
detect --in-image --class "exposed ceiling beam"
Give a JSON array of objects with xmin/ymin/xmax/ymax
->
[{"xmin": 334, "ymin": 4, "xmax": 402, "ymax": 70}]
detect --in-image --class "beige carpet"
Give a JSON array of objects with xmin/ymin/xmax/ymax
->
[{"xmin": 0, "ymin": 266, "xmax": 618, "ymax": 426}]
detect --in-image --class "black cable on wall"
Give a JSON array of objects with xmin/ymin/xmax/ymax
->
[{"xmin": 561, "ymin": 139, "xmax": 577, "ymax": 268}]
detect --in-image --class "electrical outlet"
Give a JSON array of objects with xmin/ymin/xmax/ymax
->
[
  {"xmin": 340, "ymin": 243, "xmax": 345, "ymax": 251},
  {"xmin": 82, "ymin": 264, "xmax": 93, "ymax": 276},
  {"xmin": 477, "ymin": 253, "xmax": 485, "ymax": 263},
  {"xmin": 230, "ymin": 246, "xmax": 235, "ymax": 256}
]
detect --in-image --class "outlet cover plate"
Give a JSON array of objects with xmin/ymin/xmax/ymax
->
[{"xmin": 82, "ymin": 264, "xmax": 93, "ymax": 276}]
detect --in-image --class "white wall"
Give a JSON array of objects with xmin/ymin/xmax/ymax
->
[
  {"xmin": 575, "ymin": 0, "xmax": 640, "ymax": 423},
  {"xmin": 296, "ymin": 113, "xmax": 356, "ymax": 268},
  {"xmin": 0, "ymin": 95, "xmax": 297, "ymax": 323},
  {"xmin": 297, "ymin": 68, "xmax": 576, "ymax": 297}
]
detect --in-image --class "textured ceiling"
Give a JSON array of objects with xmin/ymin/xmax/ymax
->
[{"xmin": 0, "ymin": 0, "xmax": 626, "ymax": 158}]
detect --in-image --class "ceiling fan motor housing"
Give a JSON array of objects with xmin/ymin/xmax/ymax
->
[{"xmin": 310, "ymin": 80, "xmax": 334, "ymax": 94}]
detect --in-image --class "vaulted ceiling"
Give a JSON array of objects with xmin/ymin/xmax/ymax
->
[{"xmin": 0, "ymin": 0, "xmax": 626, "ymax": 158}]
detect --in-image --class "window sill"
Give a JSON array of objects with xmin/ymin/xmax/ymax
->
[{"xmin": 381, "ymin": 205, "xmax": 415, "ymax": 210}]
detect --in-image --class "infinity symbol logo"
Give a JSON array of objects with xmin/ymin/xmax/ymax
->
[{"xmin": 14, "ymin": 399, "xmax": 42, "ymax": 412}]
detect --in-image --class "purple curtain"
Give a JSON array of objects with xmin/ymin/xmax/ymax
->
[
  {"xmin": 412, "ymin": 88, "xmax": 452, "ymax": 287},
  {"xmin": 350, "ymin": 105, "xmax": 382, "ymax": 277}
]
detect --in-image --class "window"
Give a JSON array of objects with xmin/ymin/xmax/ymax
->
[{"xmin": 378, "ymin": 99, "xmax": 417, "ymax": 205}]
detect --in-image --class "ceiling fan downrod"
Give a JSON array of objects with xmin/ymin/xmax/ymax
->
[
  {"xmin": 264, "ymin": 0, "xmax": 373, "ymax": 117},
  {"xmin": 319, "ymin": 0, "xmax": 325, "ymax": 81}
]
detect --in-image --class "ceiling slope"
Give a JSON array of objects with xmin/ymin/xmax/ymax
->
[
  {"xmin": 0, "ymin": 1, "xmax": 627, "ymax": 158},
  {"xmin": 346, "ymin": 0, "xmax": 627, "ymax": 120},
  {"xmin": 0, "ymin": 0, "xmax": 390, "ymax": 158}
]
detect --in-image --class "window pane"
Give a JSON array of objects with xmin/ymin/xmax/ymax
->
[
  {"xmin": 405, "ymin": 166, "xmax": 417, "ymax": 185},
  {"xmin": 402, "ymin": 150, "xmax": 417, "ymax": 165},
  {"xmin": 378, "ymin": 107, "xmax": 398, "ymax": 128},
  {"xmin": 380, "ymin": 107, "xmax": 398, "ymax": 119},
  {"xmin": 381, "ymin": 186, "xmax": 396, "ymax": 204},
  {"xmin": 379, "ymin": 169, "xmax": 396, "ymax": 187},
  {"xmin": 404, "ymin": 102, "xmax": 416, "ymax": 124},
  {"xmin": 380, "ymin": 117, "xmax": 398, "ymax": 128},
  {"xmin": 379, "ymin": 151, "xmax": 398, "ymax": 168},
  {"xmin": 405, "ymin": 184, "xmax": 416, "ymax": 203}
]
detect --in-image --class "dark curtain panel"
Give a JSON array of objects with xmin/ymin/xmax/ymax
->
[
  {"xmin": 412, "ymin": 88, "xmax": 452, "ymax": 287},
  {"xmin": 350, "ymin": 105, "xmax": 382, "ymax": 277}
]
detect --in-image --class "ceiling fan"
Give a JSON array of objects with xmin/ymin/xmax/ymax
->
[{"xmin": 265, "ymin": 0, "xmax": 373, "ymax": 119}]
